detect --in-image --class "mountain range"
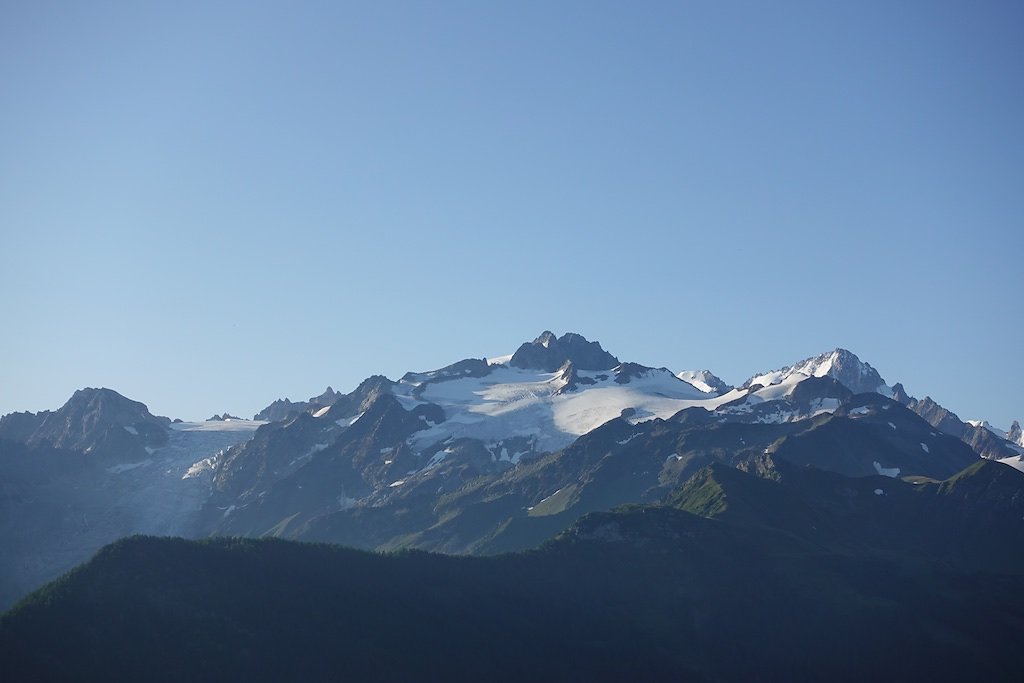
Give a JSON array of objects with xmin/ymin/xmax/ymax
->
[
  {"xmin": 2, "ymin": 331, "xmax": 1022, "ymax": 609},
  {"xmin": 2, "ymin": 330, "xmax": 1023, "ymax": 678}
]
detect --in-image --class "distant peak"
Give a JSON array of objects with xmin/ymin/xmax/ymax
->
[
  {"xmin": 308, "ymin": 386, "xmax": 340, "ymax": 405},
  {"xmin": 510, "ymin": 331, "xmax": 619, "ymax": 372},
  {"xmin": 534, "ymin": 331, "xmax": 558, "ymax": 348},
  {"xmin": 677, "ymin": 369, "xmax": 731, "ymax": 395},
  {"xmin": 1009, "ymin": 420, "xmax": 1023, "ymax": 447},
  {"xmin": 71, "ymin": 387, "xmax": 124, "ymax": 401},
  {"xmin": 63, "ymin": 387, "xmax": 155, "ymax": 416},
  {"xmin": 744, "ymin": 348, "xmax": 888, "ymax": 396}
]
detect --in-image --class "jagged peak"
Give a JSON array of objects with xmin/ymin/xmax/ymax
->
[
  {"xmin": 308, "ymin": 386, "xmax": 339, "ymax": 404},
  {"xmin": 1008, "ymin": 420, "xmax": 1023, "ymax": 447},
  {"xmin": 509, "ymin": 331, "xmax": 619, "ymax": 372},
  {"xmin": 534, "ymin": 330, "xmax": 558, "ymax": 348},
  {"xmin": 744, "ymin": 347, "xmax": 888, "ymax": 396},
  {"xmin": 891, "ymin": 382, "xmax": 912, "ymax": 405}
]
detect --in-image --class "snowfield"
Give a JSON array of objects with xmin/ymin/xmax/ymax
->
[{"xmin": 393, "ymin": 365, "xmax": 743, "ymax": 455}]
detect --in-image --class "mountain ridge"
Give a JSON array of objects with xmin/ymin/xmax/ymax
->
[{"xmin": 2, "ymin": 331, "xmax": 1021, "ymax": 611}]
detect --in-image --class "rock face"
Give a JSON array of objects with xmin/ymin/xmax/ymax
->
[
  {"xmin": 821, "ymin": 348, "xmax": 888, "ymax": 394},
  {"xmin": 254, "ymin": 386, "xmax": 348, "ymax": 423},
  {"xmin": 744, "ymin": 348, "xmax": 887, "ymax": 395},
  {"xmin": 309, "ymin": 387, "xmax": 340, "ymax": 406},
  {"xmin": 0, "ymin": 388, "xmax": 170, "ymax": 456},
  {"xmin": 909, "ymin": 396, "xmax": 965, "ymax": 435},
  {"xmin": 206, "ymin": 413, "xmax": 241, "ymax": 422},
  {"xmin": 0, "ymin": 389, "xmax": 257, "ymax": 610},
  {"xmin": 906, "ymin": 396, "xmax": 1018, "ymax": 460},
  {"xmin": 891, "ymin": 382, "xmax": 912, "ymax": 405},
  {"xmin": 254, "ymin": 398, "xmax": 308, "ymax": 423},
  {"xmin": 1009, "ymin": 420, "xmax": 1023, "ymax": 447},
  {"xmin": 509, "ymin": 331, "xmax": 619, "ymax": 372}
]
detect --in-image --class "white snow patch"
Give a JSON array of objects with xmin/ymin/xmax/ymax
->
[
  {"xmin": 312, "ymin": 405, "xmax": 332, "ymax": 418},
  {"xmin": 396, "ymin": 364, "xmax": 730, "ymax": 457},
  {"xmin": 749, "ymin": 373, "xmax": 807, "ymax": 401},
  {"xmin": 183, "ymin": 455, "xmax": 219, "ymax": 479},
  {"xmin": 920, "ymin": 442, "xmax": 930, "ymax": 453},
  {"xmin": 535, "ymin": 488, "xmax": 563, "ymax": 507},
  {"xmin": 809, "ymin": 397, "xmax": 841, "ymax": 418},
  {"xmin": 873, "ymin": 461, "xmax": 901, "ymax": 477},
  {"xmin": 123, "ymin": 426, "xmax": 138, "ymax": 435},
  {"xmin": 848, "ymin": 406, "xmax": 872, "ymax": 416},
  {"xmin": 335, "ymin": 412, "xmax": 364, "ymax": 428},
  {"xmin": 675, "ymin": 370, "xmax": 720, "ymax": 394},
  {"xmin": 388, "ymin": 479, "xmax": 406, "ymax": 487},
  {"xmin": 170, "ymin": 420, "xmax": 265, "ymax": 432},
  {"xmin": 997, "ymin": 456, "xmax": 1024, "ymax": 473},
  {"xmin": 487, "ymin": 353, "xmax": 514, "ymax": 366},
  {"xmin": 874, "ymin": 488, "xmax": 884, "ymax": 496},
  {"xmin": 888, "ymin": 422, "xmax": 897, "ymax": 430},
  {"xmin": 423, "ymin": 450, "xmax": 448, "ymax": 471}
]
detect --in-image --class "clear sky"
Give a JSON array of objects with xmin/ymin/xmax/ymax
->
[{"xmin": 1, "ymin": 1, "xmax": 1021, "ymax": 428}]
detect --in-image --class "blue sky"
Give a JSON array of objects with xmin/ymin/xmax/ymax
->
[{"xmin": 1, "ymin": 1, "xmax": 1021, "ymax": 427}]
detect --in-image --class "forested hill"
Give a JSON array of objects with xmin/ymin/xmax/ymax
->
[{"xmin": 4, "ymin": 459, "xmax": 1024, "ymax": 683}]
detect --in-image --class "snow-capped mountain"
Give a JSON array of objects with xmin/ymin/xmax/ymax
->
[
  {"xmin": 237, "ymin": 334, "xmax": 1020, "ymax": 480},
  {"xmin": 742, "ymin": 348, "xmax": 891, "ymax": 395},
  {"xmin": 2, "ymin": 331, "xmax": 1020, "ymax": 609},
  {"xmin": 739, "ymin": 349, "xmax": 1022, "ymax": 461},
  {"xmin": 392, "ymin": 359, "xmax": 734, "ymax": 458},
  {"xmin": 246, "ymin": 338, "xmax": 906, "ymax": 471},
  {"xmin": 676, "ymin": 369, "xmax": 731, "ymax": 395},
  {"xmin": 196, "ymin": 332, "xmax": 1002, "ymax": 548}
]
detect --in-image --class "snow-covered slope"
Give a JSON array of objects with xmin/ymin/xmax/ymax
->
[
  {"xmin": 391, "ymin": 363, "xmax": 737, "ymax": 456},
  {"xmin": 264, "ymin": 339, "xmax": 918, "ymax": 467},
  {"xmin": 676, "ymin": 369, "xmax": 731, "ymax": 395},
  {"xmin": 743, "ymin": 348, "xmax": 891, "ymax": 396},
  {"xmin": 998, "ymin": 455, "xmax": 1024, "ymax": 473},
  {"xmin": 249, "ymin": 333, "xmax": 1016, "ymax": 478}
]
